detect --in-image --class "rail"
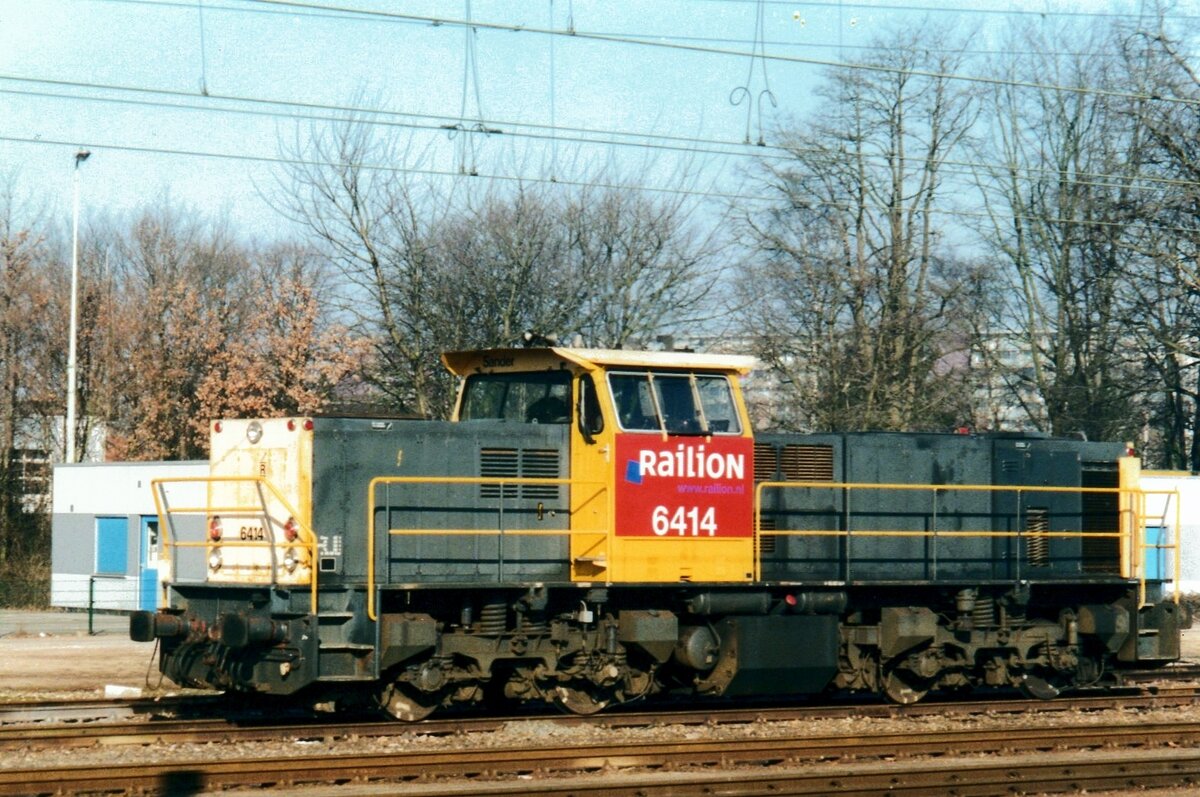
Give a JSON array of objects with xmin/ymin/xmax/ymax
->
[
  {"xmin": 366, "ymin": 475, "xmax": 608, "ymax": 621},
  {"xmin": 151, "ymin": 476, "xmax": 320, "ymax": 614},
  {"xmin": 754, "ymin": 481, "xmax": 1180, "ymax": 607}
]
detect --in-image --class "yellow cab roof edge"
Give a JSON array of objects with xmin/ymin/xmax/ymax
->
[{"xmin": 442, "ymin": 347, "xmax": 758, "ymax": 376}]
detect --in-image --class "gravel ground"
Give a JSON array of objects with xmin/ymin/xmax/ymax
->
[{"xmin": 2, "ymin": 611, "xmax": 1199, "ymax": 795}]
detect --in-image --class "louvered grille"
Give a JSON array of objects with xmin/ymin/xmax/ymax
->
[
  {"xmin": 1081, "ymin": 465, "xmax": 1119, "ymax": 573},
  {"xmin": 757, "ymin": 515, "xmax": 777, "ymax": 554},
  {"xmin": 781, "ymin": 444, "xmax": 834, "ymax": 482},
  {"xmin": 1026, "ymin": 507, "xmax": 1049, "ymax": 567},
  {"xmin": 479, "ymin": 447, "xmax": 561, "ymax": 501},
  {"xmin": 1000, "ymin": 459, "xmax": 1021, "ymax": 473},
  {"xmin": 754, "ymin": 443, "xmax": 778, "ymax": 482},
  {"xmin": 480, "ymin": 448, "xmax": 519, "ymax": 498},
  {"xmin": 521, "ymin": 449, "xmax": 561, "ymax": 499}
]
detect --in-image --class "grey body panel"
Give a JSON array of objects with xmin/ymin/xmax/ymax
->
[
  {"xmin": 757, "ymin": 432, "xmax": 1126, "ymax": 584},
  {"xmin": 307, "ymin": 418, "xmax": 570, "ymax": 586}
]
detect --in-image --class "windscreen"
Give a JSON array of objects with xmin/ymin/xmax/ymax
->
[{"xmin": 608, "ymin": 371, "xmax": 741, "ymax": 435}]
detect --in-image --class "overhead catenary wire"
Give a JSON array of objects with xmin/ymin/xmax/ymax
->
[
  {"xmin": 229, "ymin": 0, "xmax": 1200, "ymax": 107},
  {"xmin": 691, "ymin": 0, "xmax": 1200, "ymax": 21},
  {"xmin": 5, "ymin": 75, "xmax": 1200, "ymax": 197},
  {"xmin": 91, "ymin": 0, "xmax": 1167, "ymax": 59},
  {"xmin": 3, "ymin": 131, "xmax": 1198, "ymax": 239}
]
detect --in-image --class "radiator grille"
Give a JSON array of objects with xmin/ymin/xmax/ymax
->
[
  {"xmin": 480, "ymin": 448, "xmax": 562, "ymax": 500},
  {"xmin": 754, "ymin": 443, "xmax": 778, "ymax": 482},
  {"xmin": 521, "ymin": 449, "xmax": 561, "ymax": 499},
  {"xmin": 1081, "ymin": 464, "xmax": 1119, "ymax": 573},
  {"xmin": 1026, "ymin": 507, "xmax": 1049, "ymax": 567},
  {"xmin": 757, "ymin": 515, "xmax": 777, "ymax": 554},
  {"xmin": 781, "ymin": 444, "xmax": 834, "ymax": 482},
  {"xmin": 480, "ymin": 448, "xmax": 519, "ymax": 499}
]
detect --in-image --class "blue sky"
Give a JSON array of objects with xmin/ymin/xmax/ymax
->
[{"xmin": 0, "ymin": 0, "xmax": 1188, "ymax": 238}]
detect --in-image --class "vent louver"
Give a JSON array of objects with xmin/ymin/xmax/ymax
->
[
  {"xmin": 1026, "ymin": 507, "xmax": 1049, "ymax": 567},
  {"xmin": 754, "ymin": 443, "xmax": 778, "ymax": 483},
  {"xmin": 781, "ymin": 444, "xmax": 834, "ymax": 482},
  {"xmin": 479, "ymin": 447, "xmax": 562, "ymax": 501}
]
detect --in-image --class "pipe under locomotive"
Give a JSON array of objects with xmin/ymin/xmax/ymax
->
[{"xmin": 131, "ymin": 347, "xmax": 1185, "ymax": 719}]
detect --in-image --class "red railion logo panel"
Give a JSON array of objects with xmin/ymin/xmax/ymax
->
[{"xmin": 614, "ymin": 434, "xmax": 754, "ymax": 538}]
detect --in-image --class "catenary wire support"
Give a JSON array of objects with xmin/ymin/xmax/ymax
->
[
  {"xmin": 728, "ymin": 0, "xmax": 777, "ymax": 146},
  {"xmin": 196, "ymin": 0, "xmax": 210, "ymax": 96},
  {"xmin": 452, "ymin": 0, "xmax": 491, "ymax": 176},
  {"xmin": 548, "ymin": 0, "xmax": 557, "ymax": 181}
]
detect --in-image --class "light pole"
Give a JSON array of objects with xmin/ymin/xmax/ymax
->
[{"xmin": 66, "ymin": 148, "xmax": 90, "ymax": 464}]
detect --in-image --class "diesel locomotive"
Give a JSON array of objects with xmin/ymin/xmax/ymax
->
[{"xmin": 131, "ymin": 347, "xmax": 1184, "ymax": 719}]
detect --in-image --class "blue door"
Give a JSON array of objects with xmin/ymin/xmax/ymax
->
[
  {"xmin": 96, "ymin": 516, "xmax": 128, "ymax": 574},
  {"xmin": 139, "ymin": 516, "xmax": 160, "ymax": 610}
]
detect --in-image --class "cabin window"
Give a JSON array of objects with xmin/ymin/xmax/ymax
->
[
  {"xmin": 460, "ymin": 371, "xmax": 572, "ymax": 423},
  {"xmin": 607, "ymin": 371, "xmax": 741, "ymax": 435}
]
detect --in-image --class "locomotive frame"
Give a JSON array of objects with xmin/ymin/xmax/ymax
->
[{"xmin": 132, "ymin": 347, "xmax": 1185, "ymax": 718}]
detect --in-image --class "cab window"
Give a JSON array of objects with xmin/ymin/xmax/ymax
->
[
  {"xmin": 460, "ymin": 372, "xmax": 572, "ymax": 423},
  {"xmin": 607, "ymin": 371, "xmax": 741, "ymax": 435}
]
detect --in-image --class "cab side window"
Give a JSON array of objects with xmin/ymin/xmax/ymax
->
[{"xmin": 461, "ymin": 372, "xmax": 572, "ymax": 424}]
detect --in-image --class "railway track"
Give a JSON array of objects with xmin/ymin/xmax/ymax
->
[
  {"xmin": 5, "ymin": 660, "xmax": 1196, "ymax": 728},
  {"xmin": 5, "ymin": 684, "xmax": 1200, "ymax": 751},
  {"xmin": 2, "ymin": 719, "xmax": 1200, "ymax": 795}
]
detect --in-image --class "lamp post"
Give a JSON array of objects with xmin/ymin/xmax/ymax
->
[{"xmin": 66, "ymin": 148, "xmax": 90, "ymax": 464}]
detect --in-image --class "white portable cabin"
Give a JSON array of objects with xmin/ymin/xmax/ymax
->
[
  {"xmin": 1140, "ymin": 471, "xmax": 1200, "ymax": 595},
  {"xmin": 51, "ymin": 461, "xmax": 207, "ymax": 611}
]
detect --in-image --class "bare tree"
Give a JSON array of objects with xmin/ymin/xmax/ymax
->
[
  {"xmin": 1116, "ymin": 18, "xmax": 1200, "ymax": 467},
  {"xmin": 973, "ymin": 21, "xmax": 1148, "ymax": 444},
  {"xmin": 737, "ymin": 28, "xmax": 982, "ymax": 431},
  {"xmin": 567, "ymin": 180, "xmax": 721, "ymax": 349},
  {"xmin": 276, "ymin": 116, "xmax": 720, "ymax": 419}
]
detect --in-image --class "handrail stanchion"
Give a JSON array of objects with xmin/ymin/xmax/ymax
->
[{"xmin": 931, "ymin": 488, "xmax": 939, "ymax": 581}]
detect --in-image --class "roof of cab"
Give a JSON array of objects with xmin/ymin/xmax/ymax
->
[{"xmin": 442, "ymin": 347, "xmax": 758, "ymax": 376}]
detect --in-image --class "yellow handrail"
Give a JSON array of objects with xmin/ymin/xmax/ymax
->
[
  {"xmin": 366, "ymin": 475, "xmax": 607, "ymax": 621},
  {"xmin": 752, "ymin": 480, "xmax": 1171, "ymax": 603},
  {"xmin": 151, "ymin": 476, "xmax": 320, "ymax": 614},
  {"xmin": 1136, "ymin": 488, "xmax": 1183, "ymax": 607}
]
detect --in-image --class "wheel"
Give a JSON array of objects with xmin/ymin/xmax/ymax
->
[
  {"xmin": 553, "ymin": 683, "xmax": 611, "ymax": 715},
  {"xmin": 882, "ymin": 670, "xmax": 931, "ymax": 705},
  {"xmin": 379, "ymin": 681, "xmax": 442, "ymax": 721}
]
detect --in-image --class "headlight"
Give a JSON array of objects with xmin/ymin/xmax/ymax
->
[
  {"xmin": 208, "ymin": 548, "xmax": 223, "ymax": 572},
  {"xmin": 282, "ymin": 548, "xmax": 299, "ymax": 573},
  {"xmin": 246, "ymin": 421, "xmax": 263, "ymax": 444}
]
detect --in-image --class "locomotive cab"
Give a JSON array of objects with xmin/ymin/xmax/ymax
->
[{"xmin": 444, "ymin": 347, "xmax": 759, "ymax": 584}]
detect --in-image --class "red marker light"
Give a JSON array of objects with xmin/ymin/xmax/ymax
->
[
  {"xmin": 283, "ymin": 517, "xmax": 299, "ymax": 542},
  {"xmin": 208, "ymin": 516, "xmax": 223, "ymax": 542},
  {"xmin": 213, "ymin": 421, "xmax": 222, "ymax": 433}
]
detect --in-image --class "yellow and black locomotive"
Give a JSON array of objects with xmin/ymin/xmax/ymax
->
[{"xmin": 132, "ymin": 347, "xmax": 1184, "ymax": 718}]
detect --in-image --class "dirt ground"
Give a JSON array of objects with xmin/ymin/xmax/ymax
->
[{"xmin": 0, "ymin": 611, "xmax": 170, "ymax": 699}]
